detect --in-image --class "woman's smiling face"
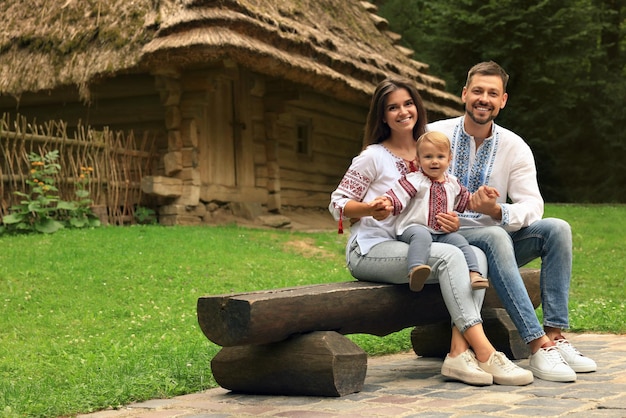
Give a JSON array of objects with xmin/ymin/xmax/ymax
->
[{"xmin": 383, "ymin": 88, "xmax": 418, "ymax": 135}]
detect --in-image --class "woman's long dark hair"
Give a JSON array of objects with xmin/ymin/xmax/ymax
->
[{"xmin": 363, "ymin": 77, "xmax": 428, "ymax": 145}]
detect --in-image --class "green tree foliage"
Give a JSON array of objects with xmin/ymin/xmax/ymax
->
[{"xmin": 376, "ymin": 0, "xmax": 625, "ymax": 202}]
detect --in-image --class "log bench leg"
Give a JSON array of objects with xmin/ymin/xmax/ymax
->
[
  {"xmin": 410, "ymin": 308, "xmax": 530, "ymax": 360},
  {"xmin": 410, "ymin": 321, "xmax": 452, "ymax": 359},
  {"xmin": 211, "ymin": 331, "xmax": 367, "ymax": 397},
  {"xmin": 482, "ymin": 307, "xmax": 530, "ymax": 360}
]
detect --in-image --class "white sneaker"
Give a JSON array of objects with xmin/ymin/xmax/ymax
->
[
  {"xmin": 441, "ymin": 349, "xmax": 493, "ymax": 386},
  {"xmin": 555, "ymin": 338, "xmax": 597, "ymax": 372},
  {"xmin": 529, "ymin": 345, "xmax": 576, "ymax": 382},
  {"xmin": 478, "ymin": 351, "xmax": 534, "ymax": 386}
]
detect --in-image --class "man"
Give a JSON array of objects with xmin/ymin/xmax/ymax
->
[{"xmin": 427, "ymin": 61, "xmax": 596, "ymax": 382}]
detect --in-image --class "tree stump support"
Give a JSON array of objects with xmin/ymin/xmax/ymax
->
[{"xmin": 211, "ymin": 331, "xmax": 367, "ymax": 396}]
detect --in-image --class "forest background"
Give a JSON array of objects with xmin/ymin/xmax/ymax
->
[{"xmin": 375, "ymin": 0, "xmax": 625, "ymax": 203}]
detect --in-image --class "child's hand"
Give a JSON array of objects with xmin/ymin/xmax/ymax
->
[
  {"xmin": 369, "ymin": 196, "xmax": 392, "ymax": 209},
  {"xmin": 436, "ymin": 211, "xmax": 460, "ymax": 233},
  {"xmin": 469, "ymin": 186, "xmax": 501, "ymax": 218},
  {"xmin": 368, "ymin": 196, "xmax": 393, "ymax": 220},
  {"xmin": 480, "ymin": 185, "xmax": 500, "ymax": 199}
]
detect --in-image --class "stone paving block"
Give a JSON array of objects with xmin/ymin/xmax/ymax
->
[
  {"xmin": 599, "ymin": 393, "xmax": 626, "ymax": 409},
  {"xmin": 77, "ymin": 410, "xmax": 135, "ymax": 418},
  {"xmin": 470, "ymin": 403, "xmax": 514, "ymax": 414},
  {"xmin": 342, "ymin": 390, "xmax": 381, "ymax": 401},
  {"xmin": 274, "ymin": 410, "xmax": 337, "ymax": 417},
  {"xmin": 517, "ymin": 396, "xmax": 588, "ymax": 409},
  {"xmin": 129, "ymin": 410, "xmax": 190, "ymax": 418},
  {"xmin": 567, "ymin": 411, "xmax": 626, "ymax": 418},
  {"xmin": 506, "ymin": 406, "xmax": 566, "ymax": 416},
  {"xmin": 387, "ymin": 388, "xmax": 439, "ymax": 397},
  {"xmin": 423, "ymin": 390, "xmax": 476, "ymax": 400}
]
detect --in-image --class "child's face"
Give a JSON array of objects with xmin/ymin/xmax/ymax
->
[{"xmin": 417, "ymin": 141, "xmax": 451, "ymax": 181}]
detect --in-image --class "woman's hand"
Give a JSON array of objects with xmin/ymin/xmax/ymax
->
[
  {"xmin": 368, "ymin": 196, "xmax": 393, "ymax": 221},
  {"xmin": 436, "ymin": 211, "xmax": 460, "ymax": 233},
  {"xmin": 344, "ymin": 197, "xmax": 393, "ymax": 223}
]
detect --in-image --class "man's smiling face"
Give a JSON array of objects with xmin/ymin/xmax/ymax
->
[{"xmin": 462, "ymin": 74, "xmax": 508, "ymax": 126}]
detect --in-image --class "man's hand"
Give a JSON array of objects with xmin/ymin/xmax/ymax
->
[
  {"xmin": 469, "ymin": 185, "xmax": 502, "ymax": 220},
  {"xmin": 435, "ymin": 211, "xmax": 460, "ymax": 233}
]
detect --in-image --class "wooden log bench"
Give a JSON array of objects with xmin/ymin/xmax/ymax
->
[{"xmin": 197, "ymin": 268, "xmax": 540, "ymax": 397}]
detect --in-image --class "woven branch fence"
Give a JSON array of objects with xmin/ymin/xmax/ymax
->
[{"xmin": 0, "ymin": 114, "xmax": 158, "ymax": 225}]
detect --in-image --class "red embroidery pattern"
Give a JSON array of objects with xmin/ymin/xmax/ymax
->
[
  {"xmin": 337, "ymin": 169, "xmax": 371, "ymax": 199},
  {"xmin": 386, "ymin": 189, "xmax": 403, "ymax": 216},
  {"xmin": 398, "ymin": 176, "xmax": 417, "ymax": 198},
  {"xmin": 396, "ymin": 160, "xmax": 408, "ymax": 174},
  {"xmin": 428, "ymin": 181, "xmax": 447, "ymax": 231},
  {"xmin": 455, "ymin": 183, "xmax": 471, "ymax": 213}
]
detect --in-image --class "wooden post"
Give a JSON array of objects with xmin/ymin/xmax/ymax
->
[
  {"xmin": 482, "ymin": 308, "xmax": 530, "ymax": 360},
  {"xmin": 265, "ymin": 113, "xmax": 281, "ymax": 212},
  {"xmin": 410, "ymin": 321, "xmax": 452, "ymax": 359}
]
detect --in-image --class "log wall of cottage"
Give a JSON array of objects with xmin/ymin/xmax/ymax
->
[
  {"xmin": 0, "ymin": 74, "xmax": 166, "ymax": 136},
  {"xmin": 0, "ymin": 67, "xmax": 371, "ymax": 225},
  {"xmin": 178, "ymin": 66, "xmax": 368, "ymax": 215},
  {"xmin": 262, "ymin": 88, "xmax": 366, "ymax": 208}
]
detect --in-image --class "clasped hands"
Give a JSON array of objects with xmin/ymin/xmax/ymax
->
[
  {"xmin": 468, "ymin": 185, "xmax": 501, "ymax": 219},
  {"xmin": 364, "ymin": 185, "xmax": 500, "ymax": 232}
]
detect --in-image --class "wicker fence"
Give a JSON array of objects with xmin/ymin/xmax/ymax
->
[{"xmin": 0, "ymin": 114, "xmax": 158, "ymax": 225}]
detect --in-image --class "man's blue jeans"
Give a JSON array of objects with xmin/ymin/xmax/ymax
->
[{"xmin": 459, "ymin": 218, "xmax": 572, "ymax": 343}]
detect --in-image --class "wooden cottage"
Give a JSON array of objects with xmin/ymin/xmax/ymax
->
[{"xmin": 0, "ymin": 0, "xmax": 462, "ymax": 226}]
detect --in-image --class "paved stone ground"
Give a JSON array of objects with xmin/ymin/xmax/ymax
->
[{"xmin": 79, "ymin": 333, "xmax": 626, "ymax": 418}]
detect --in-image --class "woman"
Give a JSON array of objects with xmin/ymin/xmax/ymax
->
[{"xmin": 329, "ymin": 77, "xmax": 533, "ymax": 386}]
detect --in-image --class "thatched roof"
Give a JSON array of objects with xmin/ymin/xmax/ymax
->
[{"xmin": 0, "ymin": 0, "xmax": 462, "ymax": 115}]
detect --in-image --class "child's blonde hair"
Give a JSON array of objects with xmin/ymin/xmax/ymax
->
[{"xmin": 416, "ymin": 131, "xmax": 451, "ymax": 155}]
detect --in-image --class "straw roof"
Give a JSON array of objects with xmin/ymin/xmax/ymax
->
[{"xmin": 0, "ymin": 0, "xmax": 461, "ymax": 115}]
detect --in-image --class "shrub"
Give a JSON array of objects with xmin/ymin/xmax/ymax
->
[{"xmin": 0, "ymin": 150, "xmax": 100, "ymax": 234}]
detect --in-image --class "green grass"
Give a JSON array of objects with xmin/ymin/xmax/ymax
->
[
  {"xmin": 1, "ymin": 204, "xmax": 624, "ymax": 417},
  {"xmin": 537, "ymin": 204, "xmax": 626, "ymax": 331}
]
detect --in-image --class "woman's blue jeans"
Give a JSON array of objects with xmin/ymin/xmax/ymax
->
[
  {"xmin": 347, "ymin": 240, "xmax": 486, "ymax": 334},
  {"xmin": 458, "ymin": 218, "xmax": 572, "ymax": 343}
]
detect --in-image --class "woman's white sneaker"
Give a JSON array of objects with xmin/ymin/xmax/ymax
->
[
  {"xmin": 478, "ymin": 351, "xmax": 534, "ymax": 386},
  {"xmin": 529, "ymin": 344, "xmax": 576, "ymax": 382},
  {"xmin": 554, "ymin": 338, "xmax": 597, "ymax": 372},
  {"xmin": 441, "ymin": 349, "xmax": 493, "ymax": 386}
]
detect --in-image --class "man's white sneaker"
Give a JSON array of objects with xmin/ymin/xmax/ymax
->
[
  {"xmin": 555, "ymin": 338, "xmax": 597, "ymax": 372},
  {"xmin": 529, "ymin": 344, "xmax": 576, "ymax": 382},
  {"xmin": 478, "ymin": 351, "xmax": 534, "ymax": 386},
  {"xmin": 441, "ymin": 349, "xmax": 493, "ymax": 386}
]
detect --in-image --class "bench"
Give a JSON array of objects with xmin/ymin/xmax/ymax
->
[{"xmin": 197, "ymin": 268, "xmax": 540, "ymax": 397}]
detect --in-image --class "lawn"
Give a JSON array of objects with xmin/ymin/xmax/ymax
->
[{"xmin": 0, "ymin": 204, "xmax": 624, "ymax": 417}]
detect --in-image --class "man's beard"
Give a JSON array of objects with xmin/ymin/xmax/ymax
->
[{"xmin": 466, "ymin": 106, "xmax": 497, "ymax": 125}]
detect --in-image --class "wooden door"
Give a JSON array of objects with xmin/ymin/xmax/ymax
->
[{"xmin": 200, "ymin": 76, "xmax": 237, "ymax": 187}]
